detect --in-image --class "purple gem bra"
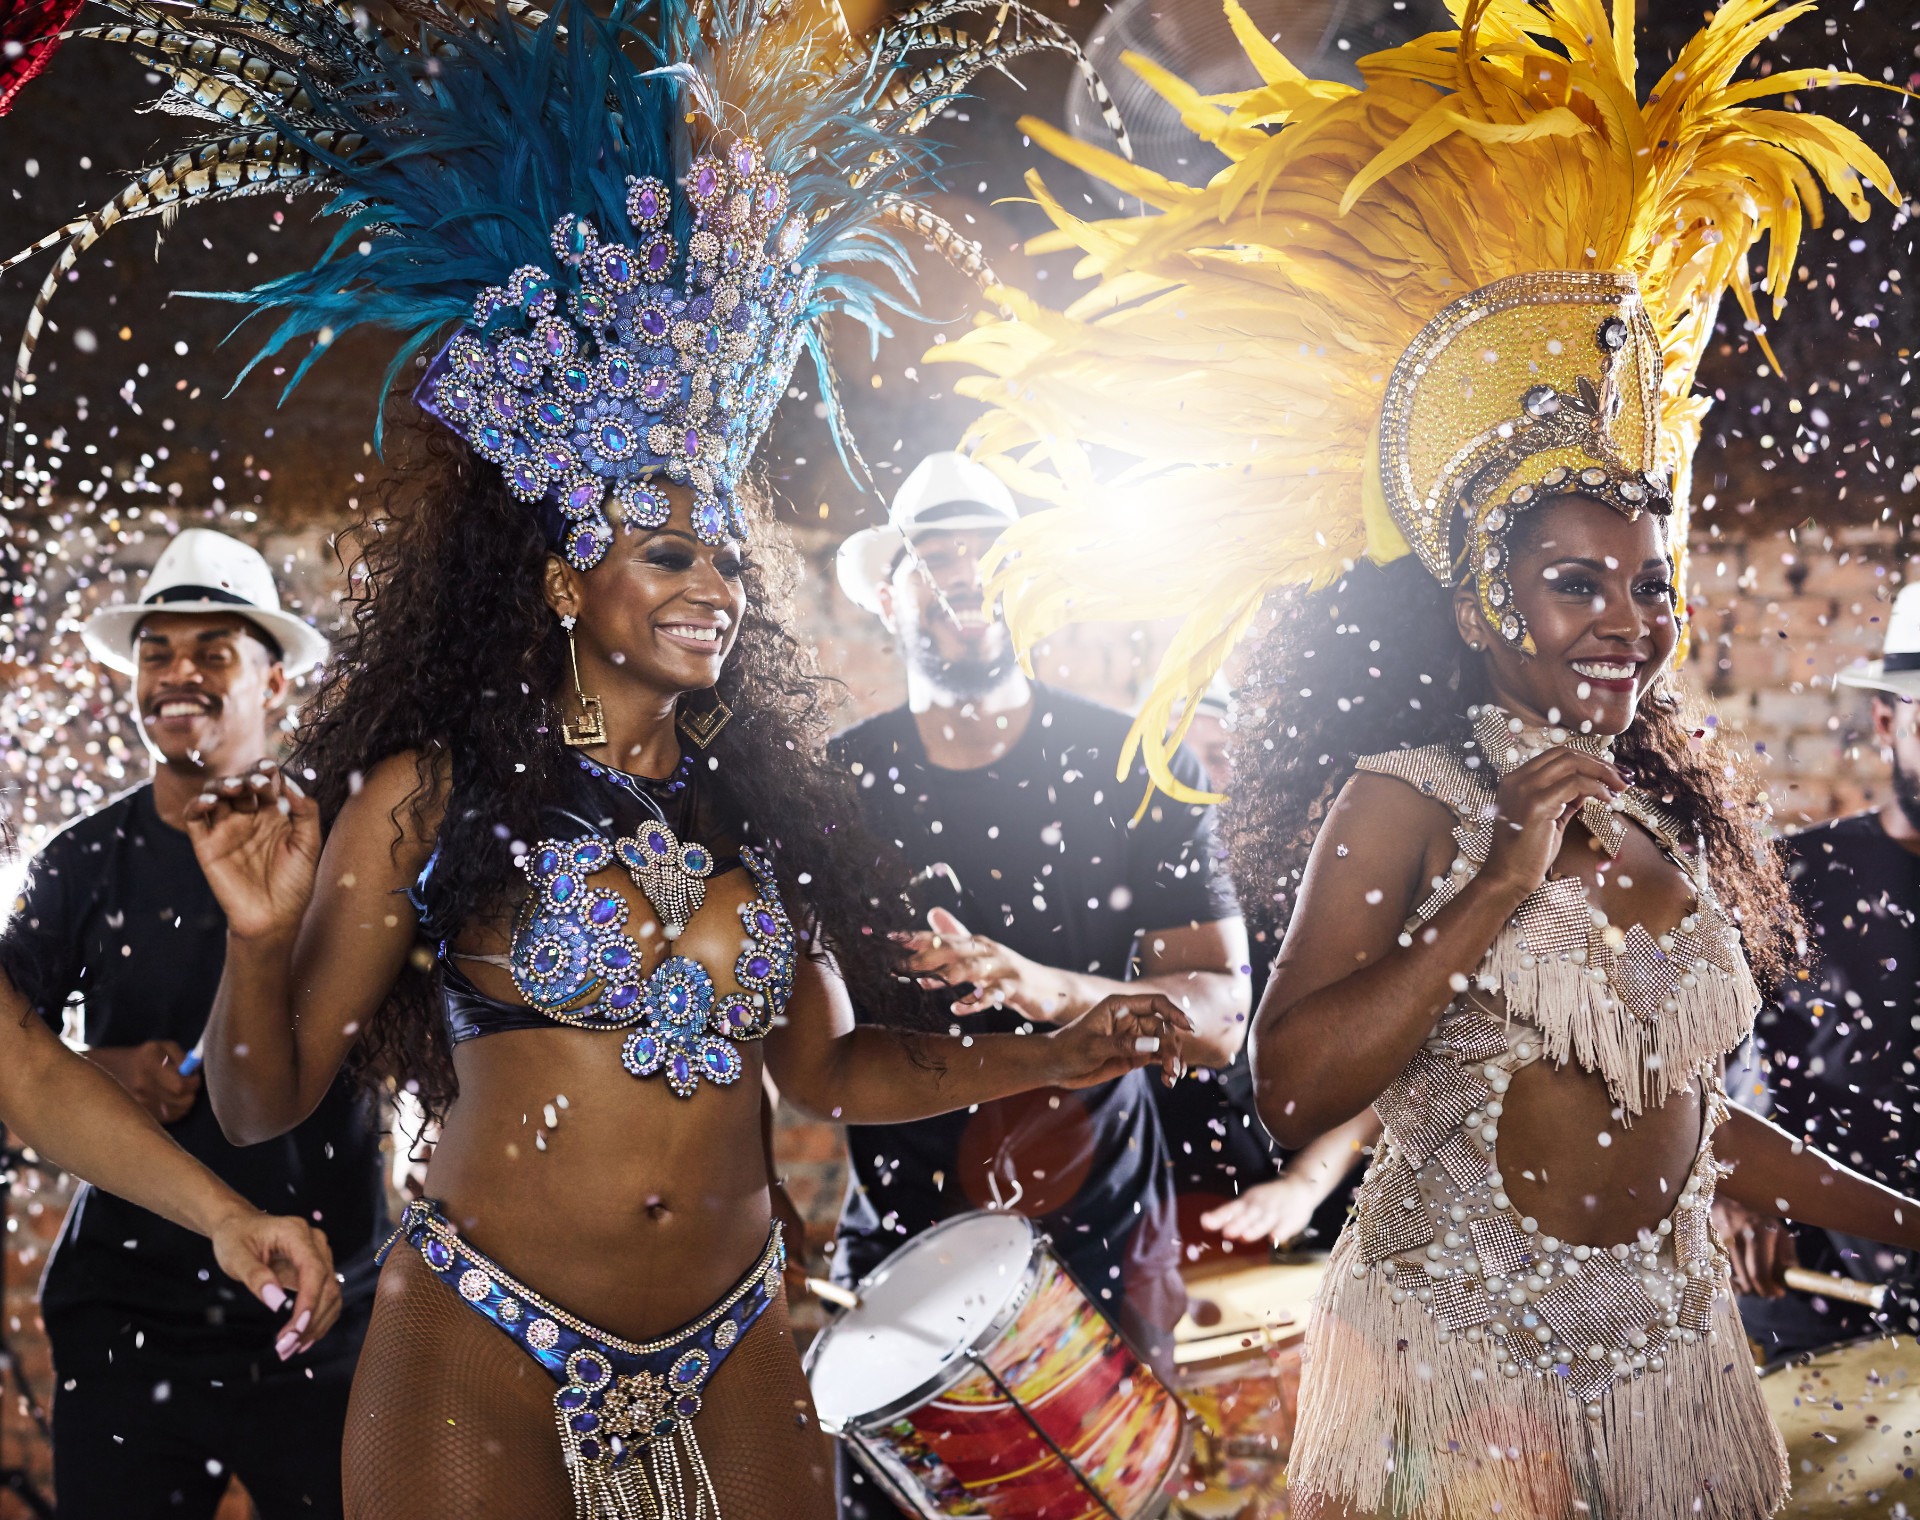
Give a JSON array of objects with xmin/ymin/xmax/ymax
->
[{"xmin": 507, "ymin": 826, "xmax": 797, "ymax": 1098}]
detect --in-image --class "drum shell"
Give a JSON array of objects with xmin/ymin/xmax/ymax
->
[
  {"xmin": 1761, "ymin": 1333, "xmax": 1920, "ymax": 1517},
  {"xmin": 814, "ymin": 1221, "xmax": 1188, "ymax": 1519},
  {"xmin": 1167, "ymin": 1258, "xmax": 1321, "ymax": 1520}
]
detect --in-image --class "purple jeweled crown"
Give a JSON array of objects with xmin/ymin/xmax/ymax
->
[{"xmin": 417, "ymin": 136, "xmax": 811, "ymax": 568}]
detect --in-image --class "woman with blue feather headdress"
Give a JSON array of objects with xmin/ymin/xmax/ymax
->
[{"xmin": 1, "ymin": 1, "xmax": 1189, "ymax": 1515}]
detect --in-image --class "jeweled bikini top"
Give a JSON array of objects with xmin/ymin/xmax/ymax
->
[
  {"xmin": 421, "ymin": 756, "xmax": 798, "ymax": 1098},
  {"xmin": 1356, "ymin": 705, "xmax": 1760, "ymax": 1116}
]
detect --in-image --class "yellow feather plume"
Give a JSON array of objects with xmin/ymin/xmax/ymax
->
[{"xmin": 931, "ymin": 0, "xmax": 1898, "ymax": 803}]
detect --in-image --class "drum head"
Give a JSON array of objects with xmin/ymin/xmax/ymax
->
[{"xmin": 807, "ymin": 1211, "xmax": 1038, "ymax": 1428}]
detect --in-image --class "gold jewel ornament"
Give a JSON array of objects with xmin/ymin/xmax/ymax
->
[
  {"xmin": 675, "ymin": 689, "xmax": 732, "ymax": 750},
  {"xmin": 931, "ymin": 0, "xmax": 1899, "ymax": 801},
  {"xmin": 559, "ymin": 614, "xmax": 606, "ymax": 749}
]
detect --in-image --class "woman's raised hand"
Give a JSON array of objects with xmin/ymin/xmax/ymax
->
[
  {"xmin": 184, "ymin": 760, "xmax": 323, "ymax": 943},
  {"xmin": 1044, "ymin": 991, "xmax": 1193, "ymax": 1090},
  {"xmin": 1481, "ymin": 747, "xmax": 1626, "ymax": 899}
]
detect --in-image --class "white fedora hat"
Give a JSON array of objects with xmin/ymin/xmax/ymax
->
[
  {"xmin": 835, "ymin": 451, "xmax": 1020, "ymax": 616},
  {"xmin": 1837, "ymin": 583, "xmax": 1920, "ymax": 700},
  {"xmin": 82, "ymin": 528, "xmax": 330, "ymax": 677}
]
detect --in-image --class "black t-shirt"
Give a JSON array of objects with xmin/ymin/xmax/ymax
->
[
  {"xmin": 1761, "ymin": 813, "xmax": 1920, "ymax": 1195},
  {"xmin": 1735, "ymin": 812, "xmax": 1920, "ymax": 1352},
  {"xmin": 829, "ymin": 687, "xmax": 1239, "ymax": 1335},
  {"xmin": 1150, "ymin": 957, "xmax": 1365, "ymax": 1254},
  {"xmin": 1154, "ymin": 1047, "xmax": 1280, "ymax": 1196},
  {"xmin": 0, "ymin": 785, "xmax": 386, "ymax": 1338}
]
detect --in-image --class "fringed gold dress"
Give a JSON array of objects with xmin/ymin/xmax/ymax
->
[{"xmin": 1288, "ymin": 711, "xmax": 1786, "ymax": 1519}]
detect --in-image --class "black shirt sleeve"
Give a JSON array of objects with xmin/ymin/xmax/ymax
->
[
  {"xmin": 0, "ymin": 826, "xmax": 89, "ymax": 1027},
  {"xmin": 1125, "ymin": 743, "xmax": 1240, "ymax": 932}
]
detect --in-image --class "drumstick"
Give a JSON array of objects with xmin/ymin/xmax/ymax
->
[
  {"xmin": 1782, "ymin": 1268, "xmax": 1888, "ymax": 1311},
  {"xmin": 806, "ymin": 1277, "xmax": 862, "ymax": 1311}
]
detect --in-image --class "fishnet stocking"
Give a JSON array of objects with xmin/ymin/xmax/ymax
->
[
  {"xmin": 345, "ymin": 1245, "xmax": 573, "ymax": 1520},
  {"xmin": 343, "ymin": 1246, "xmax": 833, "ymax": 1520},
  {"xmin": 696, "ymin": 1281, "xmax": 835, "ymax": 1519}
]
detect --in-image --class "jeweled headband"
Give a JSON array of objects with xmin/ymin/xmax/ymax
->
[{"xmin": 2, "ymin": 0, "xmax": 1128, "ymax": 572}]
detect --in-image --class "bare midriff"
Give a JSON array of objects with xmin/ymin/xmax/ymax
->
[
  {"xmin": 425, "ymin": 860, "xmax": 779, "ymax": 1343},
  {"xmin": 1437, "ymin": 811, "xmax": 1710, "ymax": 1247}
]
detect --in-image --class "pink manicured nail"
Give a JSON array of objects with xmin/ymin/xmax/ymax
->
[
  {"xmin": 275, "ymin": 1330, "xmax": 298, "ymax": 1360},
  {"xmin": 261, "ymin": 1283, "xmax": 287, "ymax": 1311},
  {"xmin": 294, "ymin": 1310, "xmax": 311, "ymax": 1333}
]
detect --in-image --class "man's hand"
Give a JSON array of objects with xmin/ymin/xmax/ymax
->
[
  {"xmin": 1201, "ymin": 1174, "xmax": 1321, "ymax": 1247},
  {"xmin": 898, "ymin": 908, "xmax": 1068, "ymax": 1020},
  {"xmin": 1713, "ymin": 1195, "xmax": 1798, "ymax": 1298},
  {"xmin": 206, "ymin": 1204, "xmax": 342, "ymax": 1359},
  {"xmin": 87, "ymin": 1039, "xmax": 201, "ymax": 1125}
]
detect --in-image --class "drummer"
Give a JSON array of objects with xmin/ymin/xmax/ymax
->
[
  {"xmin": 1150, "ymin": 683, "xmax": 1378, "ymax": 1260},
  {"xmin": 830, "ymin": 453, "xmax": 1250, "ymax": 1513},
  {"xmin": 1720, "ymin": 583, "xmax": 1920, "ymax": 1359}
]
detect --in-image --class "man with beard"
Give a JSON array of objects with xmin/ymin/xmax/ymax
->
[
  {"xmin": 0, "ymin": 529, "xmax": 386, "ymax": 1517},
  {"xmin": 827, "ymin": 452, "xmax": 1249, "ymax": 1518},
  {"xmin": 1718, "ymin": 582, "xmax": 1920, "ymax": 1359}
]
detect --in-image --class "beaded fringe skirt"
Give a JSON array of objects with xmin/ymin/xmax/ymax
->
[{"xmin": 1288, "ymin": 1231, "xmax": 1789, "ymax": 1519}]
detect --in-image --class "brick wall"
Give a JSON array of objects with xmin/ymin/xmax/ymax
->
[{"xmin": 1687, "ymin": 523, "xmax": 1916, "ymax": 826}]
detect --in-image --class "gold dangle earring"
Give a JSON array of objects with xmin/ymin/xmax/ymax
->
[
  {"xmin": 559, "ymin": 614, "xmax": 606, "ymax": 748},
  {"xmin": 676, "ymin": 688, "xmax": 732, "ymax": 749}
]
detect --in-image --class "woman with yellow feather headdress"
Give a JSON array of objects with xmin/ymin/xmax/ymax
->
[{"xmin": 933, "ymin": 0, "xmax": 1920, "ymax": 1513}]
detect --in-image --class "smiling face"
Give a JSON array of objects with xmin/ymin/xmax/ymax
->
[
  {"xmin": 1455, "ymin": 493, "xmax": 1680, "ymax": 736},
  {"xmin": 545, "ymin": 483, "xmax": 747, "ymax": 704},
  {"xmin": 877, "ymin": 528, "xmax": 1018, "ymax": 702},
  {"xmin": 133, "ymin": 611, "xmax": 287, "ymax": 772}
]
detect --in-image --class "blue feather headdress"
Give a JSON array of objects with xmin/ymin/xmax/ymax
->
[{"xmin": 4, "ymin": 0, "xmax": 1127, "ymax": 563}]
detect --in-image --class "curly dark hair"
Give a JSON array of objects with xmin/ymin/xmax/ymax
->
[
  {"xmin": 1224, "ymin": 523, "xmax": 1798, "ymax": 992},
  {"xmin": 293, "ymin": 427, "xmax": 927, "ymax": 1116}
]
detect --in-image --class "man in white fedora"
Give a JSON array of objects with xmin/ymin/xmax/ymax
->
[
  {"xmin": 1718, "ymin": 582, "xmax": 1920, "ymax": 1362},
  {"xmin": 1, "ymin": 527, "xmax": 385, "ymax": 1517},
  {"xmin": 826, "ymin": 452, "xmax": 1250, "ymax": 1519}
]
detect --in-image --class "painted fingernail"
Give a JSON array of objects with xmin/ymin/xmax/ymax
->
[
  {"xmin": 275, "ymin": 1330, "xmax": 298, "ymax": 1359},
  {"xmin": 294, "ymin": 1310, "xmax": 311, "ymax": 1332},
  {"xmin": 261, "ymin": 1283, "xmax": 287, "ymax": 1311},
  {"xmin": 1133, "ymin": 1036, "xmax": 1161, "ymax": 1053},
  {"xmin": 197, "ymin": 793, "xmax": 217, "ymax": 806}
]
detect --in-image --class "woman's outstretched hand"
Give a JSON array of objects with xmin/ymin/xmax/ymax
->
[
  {"xmin": 1045, "ymin": 991, "xmax": 1192, "ymax": 1090},
  {"xmin": 1481, "ymin": 747, "xmax": 1626, "ymax": 898},
  {"xmin": 206, "ymin": 1203, "xmax": 342, "ymax": 1358},
  {"xmin": 185, "ymin": 760, "xmax": 323, "ymax": 942}
]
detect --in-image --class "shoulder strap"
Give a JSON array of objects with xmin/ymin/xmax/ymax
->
[{"xmin": 1353, "ymin": 743, "xmax": 1498, "ymax": 929}]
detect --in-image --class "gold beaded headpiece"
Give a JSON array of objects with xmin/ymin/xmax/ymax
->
[
  {"xmin": 1383, "ymin": 271, "xmax": 1671, "ymax": 654},
  {"xmin": 931, "ymin": 0, "xmax": 1898, "ymax": 801}
]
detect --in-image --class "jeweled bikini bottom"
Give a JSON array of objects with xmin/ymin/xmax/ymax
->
[{"xmin": 384, "ymin": 1199, "xmax": 783, "ymax": 1519}]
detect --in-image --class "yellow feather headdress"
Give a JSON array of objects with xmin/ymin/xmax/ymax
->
[{"xmin": 930, "ymin": 0, "xmax": 1898, "ymax": 803}]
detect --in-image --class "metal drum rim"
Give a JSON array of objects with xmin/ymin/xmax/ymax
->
[{"xmin": 802, "ymin": 1209, "xmax": 1046, "ymax": 1433}]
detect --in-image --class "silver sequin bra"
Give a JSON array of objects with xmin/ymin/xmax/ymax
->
[
  {"xmin": 509, "ymin": 835, "xmax": 797, "ymax": 1096},
  {"xmin": 1341, "ymin": 707, "xmax": 1759, "ymax": 1414},
  {"xmin": 1363, "ymin": 705, "xmax": 1758, "ymax": 1118}
]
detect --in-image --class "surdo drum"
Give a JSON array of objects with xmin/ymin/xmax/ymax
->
[{"xmin": 805, "ymin": 1211, "xmax": 1189, "ymax": 1518}]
